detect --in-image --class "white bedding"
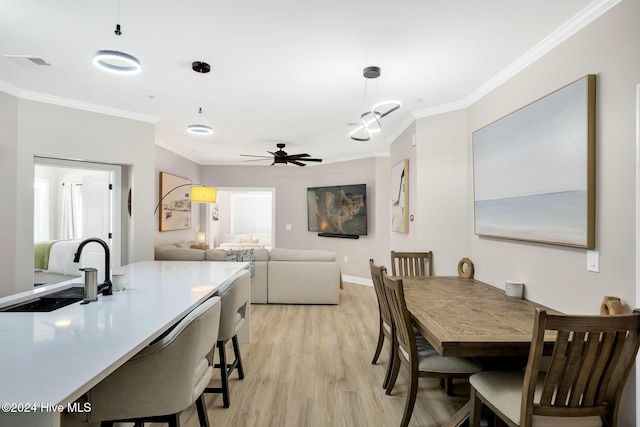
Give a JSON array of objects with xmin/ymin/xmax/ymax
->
[{"xmin": 46, "ymin": 239, "xmax": 86, "ymax": 276}]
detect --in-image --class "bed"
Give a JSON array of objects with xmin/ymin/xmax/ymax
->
[{"xmin": 34, "ymin": 239, "xmax": 85, "ymax": 285}]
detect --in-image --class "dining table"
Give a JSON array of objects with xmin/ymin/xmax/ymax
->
[{"xmin": 400, "ymin": 275, "xmax": 559, "ymax": 427}]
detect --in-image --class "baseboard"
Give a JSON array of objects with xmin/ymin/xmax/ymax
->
[{"xmin": 341, "ymin": 275, "xmax": 372, "ymax": 287}]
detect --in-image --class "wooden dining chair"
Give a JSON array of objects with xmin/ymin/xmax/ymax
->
[
  {"xmin": 381, "ymin": 270, "xmax": 482, "ymax": 427},
  {"xmin": 390, "ymin": 250, "xmax": 433, "ymax": 277},
  {"xmin": 469, "ymin": 308, "xmax": 640, "ymax": 427},
  {"xmin": 369, "ymin": 260, "xmax": 396, "ymax": 390}
]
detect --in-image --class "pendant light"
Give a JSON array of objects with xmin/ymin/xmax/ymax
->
[
  {"xmin": 349, "ymin": 66, "xmax": 401, "ymax": 142},
  {"xmin": 93, "ymin": 0, "xmax": 141, "ymax": 75},
  {"xmin": 187, "ymin": 61, "xmax": 213, "ymax": 135}
]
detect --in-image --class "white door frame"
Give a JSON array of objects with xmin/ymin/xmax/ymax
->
[{"xmin": 34, "ymin": 157, "xmax": 122, "ymax": 267}]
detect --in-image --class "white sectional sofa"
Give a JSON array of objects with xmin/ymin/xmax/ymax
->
[
  {"xmin": 154, "ymin": 244, "xmax": 340, "ymax": 304},
  {"xmin": 216, "ymin": 233, "xmax": 272, "ymax": 250}
]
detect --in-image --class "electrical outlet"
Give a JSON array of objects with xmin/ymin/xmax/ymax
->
[{"xmin": 344, "ymin": 256, "xmax": 348, "ymax": 262}]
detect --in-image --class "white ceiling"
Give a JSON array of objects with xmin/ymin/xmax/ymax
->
[{"xmin": 0, "ymin": 0, "xmax": 611, "ymax": 165}]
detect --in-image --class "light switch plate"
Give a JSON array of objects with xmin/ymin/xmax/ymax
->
[
  {"xmin": 587, "ymin": 250, "xmax": 599, "ymax": 273},
  {"xmin": 285, "ymin": 224, "xmax": 292, "ymax": 230}
]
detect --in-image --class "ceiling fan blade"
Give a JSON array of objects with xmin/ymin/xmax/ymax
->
[
  {"xmin": 240, "ymin": 154, "xmax": 272, "ymax": 159},
  {"xmin": 289, "ymin": 160, "xmax": 307, "ymax": 167},
  {"xmin": 242, "ymin": 158, "xmax": 271, "ymax": 162},
  {"xmin": 286, "ymin": 153, "xmax": 310, "ymax": 159},
  {"xmin": 299, "ymin": 158, "xmax": 323, "ymax": 162}
]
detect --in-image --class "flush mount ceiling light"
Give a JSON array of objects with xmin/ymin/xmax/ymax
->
[
  {"xmin": 187, "ymin": 61, "xmax": 213, "ymax": 135},
  {"xmin": 349, "ymin": 66, "xmax": 401, "ymax": 142},
  {"xmin": 93, "ymin": 0, "xmax": 140, "ymax": 75}
]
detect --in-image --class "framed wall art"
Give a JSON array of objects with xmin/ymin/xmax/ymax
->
[
  {"xmin": 392, "ymin": 159, "xmax": 409, "ymax": 233},
  {"xmin": 159, "ymin": 172, "xmax": 192, "ymax": 231},
  {"xmin": 472, "ymin": 75, "xmax": 596, "ymax": 248}
]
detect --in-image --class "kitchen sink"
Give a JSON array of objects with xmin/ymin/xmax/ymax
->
[{"xmin": 0, "ymin": 287, "xmax": 85, "ymax": 312}]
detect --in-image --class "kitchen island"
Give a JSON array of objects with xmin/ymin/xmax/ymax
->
[{"xmin": 0, "ymin": 260, "xmax": 249, "ymax": 427}]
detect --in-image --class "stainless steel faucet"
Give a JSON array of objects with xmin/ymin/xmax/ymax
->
[{"xmin": 73, "ymin": 238, "xmax": 113, "ymax": 296}]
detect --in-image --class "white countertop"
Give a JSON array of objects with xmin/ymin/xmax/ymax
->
[{"xmin": 0, "ymin": 261, "xmax": 248, "ymax": 417}]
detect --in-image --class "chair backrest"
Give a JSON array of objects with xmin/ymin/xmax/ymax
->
[
  {"xmin": 218, "ymin": 269, "xmax": 251, "ymax": 341},
  {"xmin": 521, "ymin": 308, "xmax": 640, "ymax": 426},
  {"xmin": 88, "ymin": 296, "xmax": 222, "ymax": 421},
  {"xmin": 390, "ymin": 251, "xmax": 433, "ymax": 277},
  {"xmin": 369, "ymin": 259, "xmax": 393, "ymax": 331},
  {"xmin": 381, "ymin": 270, "xmax": 417, "ymax": 367}
]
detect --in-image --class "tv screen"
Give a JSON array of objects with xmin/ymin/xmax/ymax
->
[{"xmin": 307, "ymin": 184, "xmax": 367, "ymax": 236}]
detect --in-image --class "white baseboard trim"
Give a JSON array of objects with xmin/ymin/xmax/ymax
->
[{"xmin": 342, "ymin": 275, "xmax": 372, "ymax": 287}]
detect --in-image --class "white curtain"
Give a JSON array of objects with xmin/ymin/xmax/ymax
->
[{"xmin": 60, "ymin": 183, "xmax": 83, "ymax": 240}]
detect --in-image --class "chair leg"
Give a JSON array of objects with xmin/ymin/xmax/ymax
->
[
  {"xmin": 372, "ymin": 319, "xmax": 385, "ymax": 364},
  {"xmin": 385, "ymin": 350, "xmax": 401, "ymax": 395},
  {"xmin": 218, "ymin": 340, "xmax": 231, "ymax": 408},
  {"xmin": 400, "ymin": 369, "xmax": 419, "ymax": 427},
  {"xmin": 469, "ymin": 387, "xmax": 483, "ymax": 427},
  {"xmin": 445, "ymin": 377, "xmax": 454, "ymax": 396},
  {"xmin": 195, "ymin": 393, "xmax": 210, "ymax": 427},
  {"xmin": 167, "ymin": 413, "xmax": 181, "ymax": 427},
  {"xmin": 382, "ymin": 336, "xmax": 396, "ymax": 389},
  {"xmin": 231, "ymin": 335, "xmax": 244, "ymax": 380}
]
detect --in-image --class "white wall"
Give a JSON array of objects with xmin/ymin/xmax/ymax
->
[{"xmin": 0, "ymin": 95, "xmax": 156, "ymax": 297}]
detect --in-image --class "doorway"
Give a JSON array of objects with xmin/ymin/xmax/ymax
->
[
  {"xmin": 206, "ymin": 188, "xmax": 275, "ymax": 249},
  {"xmin": 33, "ymin": 157, "xmax": 122, "ymax": 284}
]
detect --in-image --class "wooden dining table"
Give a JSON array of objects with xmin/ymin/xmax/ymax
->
[{"xmin": 400, "ymin": 276, "xmax": 559, "ymax": 427}]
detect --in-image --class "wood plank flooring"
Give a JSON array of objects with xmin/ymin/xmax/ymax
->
[{"xmin": 147, "ymin": 282, "xmax": 468, "ymax": 427}]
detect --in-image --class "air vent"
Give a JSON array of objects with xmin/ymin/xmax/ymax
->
[{"xmin": 3, "ymin": 55, "xmax": 52, "ymax": 66}]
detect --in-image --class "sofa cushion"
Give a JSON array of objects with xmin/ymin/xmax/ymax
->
[
  {"xmin": 155, "ymin": 245, "xmax": 205, "ymax": 261},
  {"xmin": 269, "ymin": 248, "xmax": 336, "ymax": 262}
]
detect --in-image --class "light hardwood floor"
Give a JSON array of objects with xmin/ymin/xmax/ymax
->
[{"xmin": 150, "ymin": 282, "xmax": 468, "ymax": 427}]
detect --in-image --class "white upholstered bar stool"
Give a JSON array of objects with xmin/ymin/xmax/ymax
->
[
  {"xmin": 205, "ymin": 269, "xmax": 251, "ymax": 408},
  {"xmin": 67, "ymin": 296, "xmax": 222, "ymax": 427}
]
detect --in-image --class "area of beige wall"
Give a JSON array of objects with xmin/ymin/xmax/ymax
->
[
  {"xmin": 415, "ymin": 110, "xmax": 469, "ymax": 276},
  {"xmin": 155, "ymin": 145, "xmax": 203, "ymax": 245},
  {"xmin": 200, "ymin": 157, "xmax": 389, "ymax": 279},
  {"xmin": 407, "ymin": 1, "xmax": 638, "ymax": 423},
  {"xmin": 0, "ymin": 96, "xmax": 157, "ymax": 297},
  {"xmin": 390, "ymin": 122, "xmax": 417, "ymax": 254}
]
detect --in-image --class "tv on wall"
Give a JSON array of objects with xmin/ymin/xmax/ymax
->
[{"xmin": 307, "ymin": 184, "xmax": 367, "ymax": 236}]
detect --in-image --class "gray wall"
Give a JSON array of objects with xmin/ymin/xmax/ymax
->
[
  {"xmin": 0, "ymin": 95, "xmax": 156, "ymax": 297},
  {"xmin": 155, "ymin": 145, "xmax": 204, "ymax": 245},
  {"xmin": 200, "ymin": 157, "xmax": 390, "ymax": 279}
]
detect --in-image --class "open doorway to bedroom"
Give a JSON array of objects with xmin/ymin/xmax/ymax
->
[
  {"xmin": 33, "ymin": 157, "xmax": 122, "ymax": 286},
  {"xmin": 205, "ymin": 188, "xmax": 275, "ymax": 250}
]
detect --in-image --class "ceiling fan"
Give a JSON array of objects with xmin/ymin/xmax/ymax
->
[{"xmin": 240, "ymin": 143, "xmax": 323, "ymax": 167}]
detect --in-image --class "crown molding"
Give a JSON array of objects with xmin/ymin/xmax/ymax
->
[
  {"xmin": 409, "ymin": 0, "xmax": 621, "ymax": 121},
  {"xmin": 0, "ymin": 79, "xmax": 159, "ymax": 124}
]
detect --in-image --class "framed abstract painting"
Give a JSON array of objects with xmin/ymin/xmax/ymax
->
[{"xmin": 472, "ymin": 75, "xmax": 596, "ymax": 248}]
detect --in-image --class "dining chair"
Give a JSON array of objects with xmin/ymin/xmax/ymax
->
[
  {"xmin": 70, "ymin": 296, "xmax": 222, "ymax": 427},
  {"xmin": 469, "ymin": 308, "xmax": 640, "ymax": 427},
  {"xmin": 381, "ymin": 270, "xmax": 482, "ymax": 427},
  {"xmin": 369, "ymin": 259, "xmax": 398, "ymax": 390},
  {"xmin": 205, "ymin": 269, "xmax": 251, "ymax": 408},
  {"xmin": 390, "ymin": 250, "xmax": 433, "ymax": 277}
]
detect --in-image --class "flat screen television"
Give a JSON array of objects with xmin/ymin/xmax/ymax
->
[{"xmin": 307, "ymin": 184, "xmax": 367, "ymax": 236}]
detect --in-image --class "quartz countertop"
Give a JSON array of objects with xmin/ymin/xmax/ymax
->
[{"xmin": 0, "ymin": 260, "xmax": 248, "ymax": 421}]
